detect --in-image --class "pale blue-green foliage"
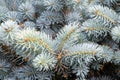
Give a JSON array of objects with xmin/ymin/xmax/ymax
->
[
  {"xmin": 0, "ymin": 6, "xmax": 9, "ymax": 21},
  {"xmin": 36, "ymin": 16, "xmax": 51, "ymax": 29},
  {"xmin": 28, "ymin": 0, "xmax": 46, "ymax": 14},
  {"xmin": 65, "ymin": 42, "xmax": 104, "ymax": 65},
  {"xmin": 65, "ymin": 0, "xmax": 119, "ymax": 11},
  {"xmin": 4, "ymin": 0, "xmax": 25, "ymax": 11},
  {"xmin": 42, "ymin": 27, "xmax": 56, "ymax": 37},
  {"xmin": 0, "ymin": 58, "xmax": 11, "ymax": 79},
  {"xmin": 30, "ymin": 0, "xmax": 64, "ymax": 12},
  {"xmin": 111, "ymin": 26, "xmax": 120, "ymax": 43},
  {"xmin": 0, "ymin": 20, "xmax": 20, "ymax": 45},
  {"xmin": 100, "ymin": 46, "xmax": 114, "ymax": 63},
  {"xmin": 82, "ymin": 0, "xmax": 99, "ymax": 7},
  {"xmin": 23, "ymin": 21, "xmax": 36, "ymax": 28},
  {"xmin": 0, "ymin": 0, "xmax": 119, "ymax": 80},
  {"xmin": 18, "ymin": 1, "xmax": 35, "ymax": 20},
  {"xmin": 13, "ymin": 65, "xmax": 53, "ymax": 80},
  {"xmin": 78, "ymin": 0, "xmax": 118, "ymax": 7},
  {"xmin": 103, "ymin": 0, "xmax": 119, "ymax": 4},
  {"xmin": 29, "ymin": 0, "xmax": 42, "ymax": 5},
  {"xmin": 97, "ymin": 0, "xmax": 119, "ymax": 7},
  {"xmin": 32, "ymin": 50, "xmax": 57, "ymax": 71},
  {"xmin": 54, "ymin": 23, "xmax": 84, "ymax": 52},
  {"xmin": 37, "ymin": 71, "xmax": 53, "ymax": 80},
  {"xmin": 13, "ymin": 65, "xmax": 38, "ymax": 80},
  {"xmin": 112, "ymin": 51, "xmax": 120, "ymax": 65},
  {"xmin": 0, "ymin": 0, "xmax": 6, "ymax": 7},
  {"xmin": 4, "ymin": 11, "xmax": 23, "ymax": 22},
  {"xmin": 81, "ymin": 19, "xmax": 111, "ymax": 42},
  {"xmin": 90, "ymin": 46, "xmax": 115, "ymax": 70},
  {"xmin": 13, "ymin": 21, "xmax": 87, "ymax": 75},
  {"xmin": 77, "ymin": 32, "xmax": 88, "ymax": 44},
  {"xmin": 3, "ymin": 77, "xmax": 16, "ymax": 80},
  {"xmin": 83, "ymin": 0, "xmax": 119, "ymax": 8},
  {"xmin": 64, "ymin": 5, "xmax": 87, "ymax": 25},
  {"xmin": 63, "ymin": 42, "xmax": 105, "ymax": 79},
  {"xmin": 65, "ymin": 0, "xmax": 84, "ymax": 10},
  {"xmin": 14, "ymin": 28, "xmax": 54, "ymax": 59},
  {"xmin": 42, "ymin": 0, "xmax": 64, "ymax": 11},
  {"xmin": 36, "ymin": 11, "xmax": 63, "ymax": 29},
  {"xmin": 88, "ymin": 5, "xmax": 119, "ymax": 27},
  {"xmin": 14, "ymin": 28, "xmax": 41, "ymax": 58},
  {"xmin": 72, "ymin": 61, "xmax": 89, "ymax": 80},
  {"xmin": 65, "ymin": 11, "xmax": 83, "ymax": 24}
]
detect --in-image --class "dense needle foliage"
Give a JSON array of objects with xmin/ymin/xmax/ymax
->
[{"xmin": 0, "ymin": 0, "xmax": 119, "ymax": 80}]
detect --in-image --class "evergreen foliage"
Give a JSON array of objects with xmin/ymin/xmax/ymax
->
[{"xmin": 0, "ymin": 0, "xmax": 119, "ymax": 80}]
